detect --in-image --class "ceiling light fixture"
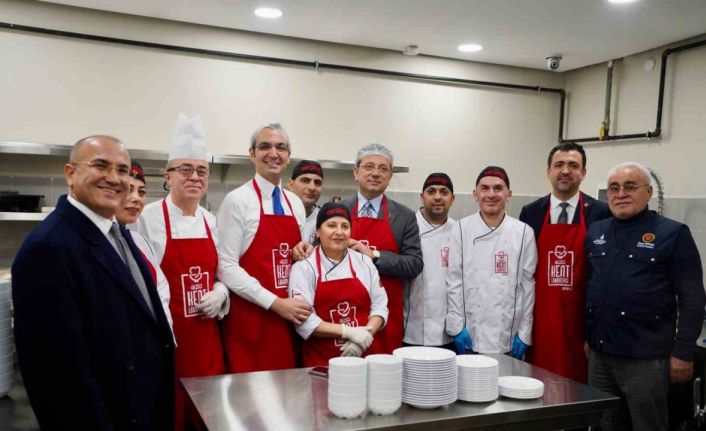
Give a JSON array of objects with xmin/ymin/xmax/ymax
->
[
  {"xmin": 254, "ymin": 8, "xmax": 282, "ymax": 19},
  {"xmin": 458, "ymin": 44, "xmax": 483, "ymax": 53}
]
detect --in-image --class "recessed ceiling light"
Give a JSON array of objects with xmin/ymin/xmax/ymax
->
[
  {"xmin": 254, "ymin": 8, "xmax": 282, "ymax": 19},
  {"xmin": 607, "ymin": 0, "xmax": 638, "ymax": 3},
  {"xmin": 458, "ymin": 44, "xmax": 483, "ymax": 53}
]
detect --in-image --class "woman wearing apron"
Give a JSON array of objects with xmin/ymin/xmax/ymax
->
[{"xmin": 289, "ymin": 203, "xmax": 388, "ymax": 366}]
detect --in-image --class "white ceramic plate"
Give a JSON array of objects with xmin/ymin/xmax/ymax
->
[{"xmin": 393, "ymin": 346, "xmax": 456, "ymax": 361}]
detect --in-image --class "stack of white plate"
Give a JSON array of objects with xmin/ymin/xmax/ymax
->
[
  {"xmin": 328, "ymin": 357, "xmax": 367, "ymax": 419},
  {"xmin": 498, "ymin": 376, "xmax": 544, "ymax": 399},
  {"xmin": 456, "ymin": 355, "xmax": 498, "ymax": 402},
  {"xmin": 0, "ymin": 273, "xmax": 14, "ymax": 398},
  {"xmin": 366, "ymin": 354, "xmax": 402, "ymax": 415},
  {"xmin": 393, "ymin": 347, "xmax": 457, "ymax": 409}
]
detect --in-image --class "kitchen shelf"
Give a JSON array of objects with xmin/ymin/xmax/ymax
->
[{"xmin": 0, "ymin": 212, "xmax": 48, "ymax": 221}]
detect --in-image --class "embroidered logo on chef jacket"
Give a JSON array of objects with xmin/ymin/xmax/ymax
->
[
  {"xmin": 441, "ymin": 247, "xmax": 450, "ymax": 268},
  {"xmin": 593, "ymin": 234, "xmax": 606, "ymax": 245},
  {"xmin": 637, "ymin": 232, "xmax": 656, "ymax": 249},
  {"xmin": 330, "ymin": 301, "xmax": 359, "ymax": 346},
  {"xmin": 272, "ymin": 242, "xmax": 292, "ymax": 289},
  {"xmin": 495, "ymin": 251, "xmax": 508, "ymax": 274},
  {"xmin": 308, "ymin": 232, "xmax": 317, "ymax": 244},
  {"xmin": 182, "ymin": 265, "xmax": 210, "ymax": 317},
  {"xmin": 548, "ymin": 245, "xmax": 574, "ymax": 290}
]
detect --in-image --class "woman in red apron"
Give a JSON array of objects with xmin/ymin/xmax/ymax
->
[
  {"xmin": 221, "ymin": 179, "xmax": 303, "ymax": 372},
  {"xmin": 290, "ymin": 203, "xmax": 387, "ymax": 366},
  {"xmin": 527, "ymin": 195, "xmax": 588, "ymax": 382},
  {"xmin": 351, "ymin": 196, "xmax": 404, "ymax": 354},
  {"xmin": 160, "ymin": 199, "xmax": 225, "ymax": 431}
]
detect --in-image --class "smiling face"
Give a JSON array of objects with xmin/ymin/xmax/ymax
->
[
  {"xmin": 547, "ymin": 150, "xmax": 586, "ymax": 199},
  {"xmin": 116, "ymin": 176, "xmax": 147, "ymax": 225},
  {"xmin": 288, "ymin": 173, "xmax": 323, "ymax": 210},
  {"xmin": 420, "ymin": 185, "xmax": 454, "ymax": 220},
  {"xmin": 317, "ymin": 216, "xmax": 351, "ymax": 257},
  {"xmin": 164, "ymin": 158, "xmax": 210, "ymax": 205},
  {"xmin": 353, "ymin": 155, "xmax": 393, "ymax": 199},
  {"xmin": 607, "ymin": 166, "xmax": 653, "ymax": 219},
  {"xmin": 473, "ymin": 176, "xmax": 511, "ymax": 218},
  {"xmin": 249, "ymin": 128, "xmax": 291, "ymax": 184},
  {"xmin": 64, "ymin": 137, "xmax": 130, "ymax": 219}
]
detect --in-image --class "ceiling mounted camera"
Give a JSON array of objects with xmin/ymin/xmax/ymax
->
[{"xmin": 546, "ymin": 56, "xmax": 562, "ymax": 71}]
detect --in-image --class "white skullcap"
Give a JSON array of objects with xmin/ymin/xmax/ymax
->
[{"xmin": 168, "ymin": 113, "xmax": 209, "ymax": 162}]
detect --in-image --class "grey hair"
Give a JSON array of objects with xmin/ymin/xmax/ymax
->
[
  {"xmin": 607, "ymin": 162, "xmax": 652, "ymax": 186},
  {"xmin": 355, "ymin": 143, "xmax": 394, "ymax": 167},
  {"xmin": 249, "ymin": 122, "xmax": 290, "ymax": 150},
  {"xmin": 69, "ymin": 135, "xmax": 123, "ymax": 162}
]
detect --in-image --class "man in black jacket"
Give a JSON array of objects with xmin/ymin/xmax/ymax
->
[
  {"xmin": 519, "ymin": 142, "xmax": 610, "ymax": 381},
  {"xmin": 585, "ymin": 162, "xmax": 704, "ymax": 431}
]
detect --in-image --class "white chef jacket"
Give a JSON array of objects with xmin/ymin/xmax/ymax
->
[
  {"xmin": 216, "ymin": 174, "xmax": 307, "ymax": 310},
  {"xmin": 134, "ymin": 194, "xmax": 230, "ymax": 318},
  {"xmin": 404, "ymin": 211, "xmax": 455, "ymax": 346},
  {"xmin": 289, "ymin": 247, "xmax": 388, "ymax": 340},
  {"xmin": 128, "ymin": 229, "xmax": 174, "ymax": 334},
  {"xmin": 446, "ymin": 212, "xmax": 537, "ymax": 354},
  {"xmin": 302, "ymin": 206, "xmax": 320, "ymax": 245},
  {"xmin": 549, "ymin": 192, "xmax": 579, "ymax": 224}
]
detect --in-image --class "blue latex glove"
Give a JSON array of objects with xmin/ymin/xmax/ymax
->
[
  {"xmin": 511, "ymin": 334, "xmax": 527, "ymax": 360},
  {"xmin": 453, "ymin": 328, "xmax": 473, "ymax": 354}
]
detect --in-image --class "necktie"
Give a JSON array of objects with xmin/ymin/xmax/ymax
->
[
  {"xmin": 557, "ymin": 202, "xmax": 570, "ymax": 224},
  {"xmin": 360, "ymin": 201, "xmax": 375, "ymax": 218},
  {"xmin": 110, "ymin": 223, "xmax": 155, "ymax": 317},
  {"xmin": 272, "ymin": 186, "xmax": 285, "ymax": 215}
]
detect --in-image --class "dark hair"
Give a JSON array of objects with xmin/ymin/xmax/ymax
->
[{"xmin": 547, "ymin": 142, "xmax": 586, "ymax": 169}]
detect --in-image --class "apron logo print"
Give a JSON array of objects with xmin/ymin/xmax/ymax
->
[
  {"xmin": 554, "ymin": 245, "xmax": 567, "ymax": 259},
  {"xmin": 441, "ymin": 247, "xmax": 449, "ymax": 268},
  {"xmin": 181, "ymin": 268, "xmax": 210, "ymax": 318},
  {"xmin": 495, "ymin": 251, "xmax": 508, "ymax": 274},
  {"xmin": 272, "ymin": 242, "xmax": 292, "ymax": 289},
  {"xmin": 548, "ymin": 245, "xmax": 574, "ymax": 290},
  {"xmin": 188, "ymin": 266, "xmax": 203, "ymax": 283},
  {"xmin": 330, "ymin": 301, "xmax": 359, "ymax": 346},
  {"xmin": 278, "ymin": 242, "xmax": 290, "ymax": 258}
]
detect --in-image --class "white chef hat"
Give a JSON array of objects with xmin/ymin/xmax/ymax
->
[{"xmin": 168, "ymin": 113, "xmax": 209, "ymax": 162}]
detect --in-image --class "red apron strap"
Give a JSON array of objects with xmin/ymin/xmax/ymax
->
[{"xmin": 161, "ymin": 199, "xmax": 173, "ymax": 241}]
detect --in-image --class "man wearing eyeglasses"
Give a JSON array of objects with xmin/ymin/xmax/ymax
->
[
  {"xmin": 341, "ymin": 143, "xmax": 423, "ymax": 354},
  {"xmin": 13, "ymin": 135, "xmax": 175, "ymax": 430},
  {"xmin": 136, "ymin": 114, "xmax": 227, "ymax": 431},
  {"xmin": 217, "ymin": 122, "xmax": 311, "ymax": 372},
  {"xmin": 519, "ymin": 141, "xmax": 610, "ymax": 382},
  {"xmin": 585, "ymin": 162, "xmax": 704, "ymax": 431}
]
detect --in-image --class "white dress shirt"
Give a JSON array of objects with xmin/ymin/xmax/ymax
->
[
  {"xmin": 289, "ymin": 247, "xmax": 388, "ymax": 340},
  {"xmin": 216, "ymin": 173, "xmax": 307, "ymax": 310},
  {"xmin": 549, "ymin": 192, "xmax": 579, "ymax": 224},
  {"xmin": 135, "ymin": 194, "xmax": 229, "ymax": 317},
  {"xmin": 356, "ymin": 192, "xmax": 384, "ymax": 217},
  {"xmin": 67, "ymin": 194, "xmax": 115, "ymax": 246}
]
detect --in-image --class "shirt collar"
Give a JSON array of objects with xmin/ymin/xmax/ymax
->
[
  {"xmin": 550, "ymin": 191, "xmax": 580, "ymax": 209},
  {"xmin": 166, "ymin": 194, "xmax": 203, "ymax": 218},
  {"xmin": 67, "ymin": 194, "xmax": 115, "ymax": 235},
  {"xmin": 357, "ymin": 191, "xmax": 384, "ymax": 214},
  {"xmin": 255, "ymin": 172, "xmax": 283, "ymax": 197}
]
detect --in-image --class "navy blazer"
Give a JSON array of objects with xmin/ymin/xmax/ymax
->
[
  {"xmin": 342, "ymin": 196, "xmax": 423, "ymax": 281},
  {"xmin": 519, "ymin": 192, "xmax": 611, "ymax": 240},
  {"xmin": 12, "ymin": 195, "xmax": 175, "ymax": 431}
]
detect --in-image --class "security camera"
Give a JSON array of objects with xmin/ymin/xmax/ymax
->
[{"xmin": 546, "ymin": 56, "xmax": 562, "ymax": 71}]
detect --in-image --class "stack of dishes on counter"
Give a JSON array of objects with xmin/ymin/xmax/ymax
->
[
  {"xmin": 328, "ymin": 357, "xmax": 367, "ymax": 419},
  {"xmin": 366, "ymin": 354, "xmax": 402, "ymax": 415},
  {"xmin": 498, "ymin": 376, "xmax": 545, "ymax": 399},
  {"xmin": 393, "ymin": 346, "xmax": 457, "ymax": 409},
  {"xmin": 0, "ymin": 269, "xmax": 14, "ymax": 397},
  {"xmin": 456, "ymin": 354, "xmax": 499, "ymax": 402}
]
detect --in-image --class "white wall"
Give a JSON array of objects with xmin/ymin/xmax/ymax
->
[{"xmin": 0, "ymin": 0, "xmax": 565, "ymax": 195}]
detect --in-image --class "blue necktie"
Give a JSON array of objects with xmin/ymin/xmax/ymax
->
[{"xmin": 273, "ymin": 186, "xmax": 285, "ymax": 215}]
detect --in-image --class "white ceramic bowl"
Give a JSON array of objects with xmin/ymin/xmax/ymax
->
[
  {"xmin": 368, "ymin": 368, "xmax": 402, "ymax": 378},
  {"xmin": 328, "ymin": 372, "xmax": 367, "ymax": 385},
  {"xmin": 0, "ymin": 362, "xmax": 13, "ymax": 375},
  {"xmin": 368, "ymin": 399, "xmax": 401, "ymax": 415},
  {"xmin": 366, "ymin": 354, "xmax": 402, "ymax": 371},
  {"xmin": 328, "ymin": 399, "xmax": 366, "ymax": 419},
  {"xmin": 328, "ymin": 381, "xmax": 366, "ymax": 394},
  {"xmin": 328, "ymin": 390, "xmax": 367, "ymax": 404},
  {"xmin": 329, "ymin": 357, "xmax": 367, "ymax": 376},
  {"xmin": 0, "ymin": 319, "xmax": 12, "ymax": 330}
]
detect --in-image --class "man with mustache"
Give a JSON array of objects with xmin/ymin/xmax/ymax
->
[
  {"xmin": 519, "ymin": 142, "xmax": 610, "ymax": 382},
  {"xmin": 446, "ymin": 166, "xmax": 537, "ymax": 357},
  {"xmin": 288, "ymin": 159, "xmax": 324, "ymax": 244}
]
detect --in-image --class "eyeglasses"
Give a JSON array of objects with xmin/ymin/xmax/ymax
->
[
  {"xmin": 255, "ymin": 142, "xmax": 290, "ymax": 152},
  {"xmin": 72, "ymin": 160, "xmax": 130, "ymax": 178},
  {"xmin": 359, "ymin": 163, "xmax": 391, "ymax": 175},
  {"xmin": 607, "ymin": 183, "xmax": 650, "ymax": 194},
  {"xmin": 166, "ymin": 164, "xmax": 210, "ymax": 178}
]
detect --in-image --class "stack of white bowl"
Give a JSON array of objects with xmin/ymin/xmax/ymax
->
[
  {"xmin": 328, "ymin": 357, "xmax": 367, "ymax": 419},
  {"xmin": 456, "ymin": 355, "xmax": 498, "ymax": 402},
  {"xmin": 498, "ymin": 376, "xmax": 544, "ymax": 399},
  {"xmin": 366, "ymin": 354, "xmax": 402, "ymax": 415},
  {"xmin": 393, "ymin": 346, "xmax": 458, "ymax": 409},
  {"xmin": 0, "ymin": 272, "xmax": 14, "ymax": 398}
]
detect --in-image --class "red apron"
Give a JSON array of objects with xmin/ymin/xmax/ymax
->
[
  {"xmin": 302, "ymin": 248, "xmax": 371, "ymax": 367},
  {"xmin": 527, "ymin": 195, "xmax": 588, "ymax": 382},
  {"xmin": 160, "ymin": 200, "xmax": 225, "ymax": 431},
  {"xmin": 351, "ymin": 196, "xmax": 403, "ymax": 354},
  {"xmin": 221, "ymin": 179, "xmax": 302, "ymax": 373}
]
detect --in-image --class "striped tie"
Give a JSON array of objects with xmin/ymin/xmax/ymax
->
[{"xmin": 110, "ymin": 223, "xmax": 155, "ymax": 317}]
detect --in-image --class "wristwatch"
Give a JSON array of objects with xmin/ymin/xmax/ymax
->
[{"xmin": 371, "ymin": 250, "xmax": 380, "ymax": 262}]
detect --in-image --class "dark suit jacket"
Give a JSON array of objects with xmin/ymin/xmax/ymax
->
[
  {"xmin": 342, "ymin": 195, "xmax": 423, "ymax": 280},
  {"xmin": 519, "ymin": 192, "xmax": 611, "ymax": 240},
  {"xmin": 12, "ymin": 195, "xmax": 175, "ymax": 431}
]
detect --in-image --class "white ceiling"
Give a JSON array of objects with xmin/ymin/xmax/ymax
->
[{"xmin": 41, "ymin": 0, "xmax": 706, "ymax": 71}]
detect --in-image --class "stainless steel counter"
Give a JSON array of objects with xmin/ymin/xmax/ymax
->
[{"xmin": 182, "ymin": 354, "xmax": 619, "ymax": 431}]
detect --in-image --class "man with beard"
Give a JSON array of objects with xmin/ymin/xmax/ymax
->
[{"xmin": 288, "ymin": 160, "xmax": 324, "ymax": 244}]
